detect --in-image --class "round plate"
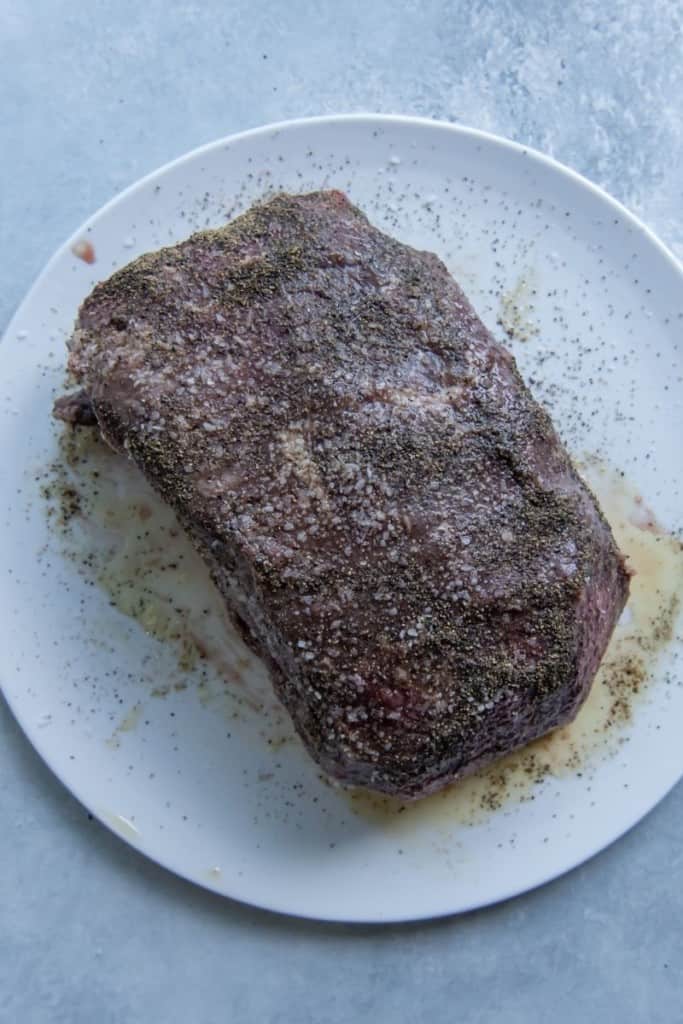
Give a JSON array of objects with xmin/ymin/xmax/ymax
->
[{"xmin": 1, "ymin": 115, "xmax": 682, "ymax": 923}]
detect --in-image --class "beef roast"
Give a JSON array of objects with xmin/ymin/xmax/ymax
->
[{"xmin": 56, "ymin": 190, "xmax": 630, "ymax": 798}]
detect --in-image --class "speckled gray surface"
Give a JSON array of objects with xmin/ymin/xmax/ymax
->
[{"xmin": 1, "ymin": 1, "xmax": 682, "ymax": 1021}]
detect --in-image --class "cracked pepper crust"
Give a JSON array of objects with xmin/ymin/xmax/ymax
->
[{"xmin": 57, "ymin": 190, "xmax": 630, "ymax": 797}]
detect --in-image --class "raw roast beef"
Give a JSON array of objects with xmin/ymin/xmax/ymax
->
[{"xmin": 55, "ymin": 191, "xmax": 630, "ymax": 797}]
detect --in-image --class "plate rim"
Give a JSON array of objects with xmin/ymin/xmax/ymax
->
[
  {"xmin": 4, "ymin": 112, "xmax": 681, "ymax": 338},
  {"xmin": 2, "ymin": 112, "xmax": 682, "ymax": 923}
]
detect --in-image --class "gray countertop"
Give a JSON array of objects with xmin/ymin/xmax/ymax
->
[{"xmin": 1, "ymin": 2, "xmax": 682, "ymax": 1021}]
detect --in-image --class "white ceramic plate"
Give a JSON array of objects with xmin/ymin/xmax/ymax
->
[{"xmin": 1, "ymin": 115, "xmax": 682, "ymax": 923}]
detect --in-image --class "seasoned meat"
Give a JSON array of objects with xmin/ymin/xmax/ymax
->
[
  {"xmin": 53, "ymin": 388, "xmax": 98, "ymax": 426},
  {"xmin": 57, "ymin": 190, "xmax": 630, "ymax": 797}
]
